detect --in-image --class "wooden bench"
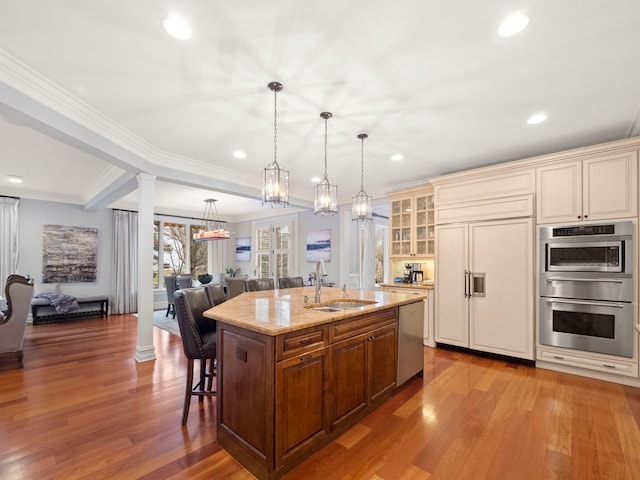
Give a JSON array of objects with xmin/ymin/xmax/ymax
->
[{"xmin": 31, "ymin": 295, "xmax": 109, "ymax": 325}]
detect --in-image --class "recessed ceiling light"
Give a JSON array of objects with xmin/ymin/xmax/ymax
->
[
  {"xmin": 527, "ymin": 112, "xmax": 548, "ymax": 125},
  {"xmin": 311, "ymin": 176, "xmax": 321, "ymax": 183},
  {"xmin": 163, "ymin": 14, "xmax": 192, "ymax": 39},
  {"xmin": 498, "ymin": 13, "xmax": 529, "ymax": 37},
  {"xmin": 7, "ymin": 175, "xmax": 23, "ymax": 184},
  {"xmin": 233, "ymin": 150, "xmax": 247, "ymax": 159},
  {"xmin": 391, "ymin": 154, "xmax": 404, "ymax": 161}
]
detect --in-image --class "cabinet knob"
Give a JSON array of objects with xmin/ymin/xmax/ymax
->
[
  {"xmin": 577, "ymin": 216, "xmax": 581, "ymax": 219},
  {"xmin": 584, "ymin": 215, "xmax": 588, "ymax": 218}
]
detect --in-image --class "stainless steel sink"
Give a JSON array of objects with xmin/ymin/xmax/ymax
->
[
  {"xmin": 309, "ymin": 306, "xmax": 342, "ymax": 312},
  {"xmin": 324, "ymin": 300, "xmax": 376, "ymax": 309}
]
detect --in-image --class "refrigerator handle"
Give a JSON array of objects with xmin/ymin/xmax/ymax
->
[{"xmin": 464, "ymin": 270, "xmax": 469, "ymax": 298}]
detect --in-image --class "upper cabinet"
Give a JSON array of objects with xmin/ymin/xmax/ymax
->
[
  {"xmin": 389, "ymin": 185, "xmax": 434, "ymax": 258},
  {"xmin": 536, "ymin": 151, "xmax": 638, "ymax": 224}
]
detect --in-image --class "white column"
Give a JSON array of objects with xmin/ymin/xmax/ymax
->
[{"xmin": 135, "ymin": 173, "xmax": 156, "ymax": 362}]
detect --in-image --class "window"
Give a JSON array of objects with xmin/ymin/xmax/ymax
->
[
  {"xmin": 253, "ymin": 216, "xmax": 297, "ymax": 282},
  {"xmin": 152, "ymin": 217, "xmax": 209, "ymax": 288}
]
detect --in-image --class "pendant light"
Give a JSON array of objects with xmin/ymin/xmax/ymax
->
[
  {"xmin": 192, "ymin": 199, "xmax": 230, "ymax": 241},
  {"xmin": 262, "ymin": 81, "xmax": 289, "ymax": 207},
  {"xmin": 314, "ymin": 112, "xmax": 338, "ymax": 215},
  {"xmin": 352, "ymin": 133, "xmax": 373, "ymax": 223}
]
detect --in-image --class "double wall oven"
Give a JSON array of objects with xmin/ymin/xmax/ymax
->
[{"xmin": 539, "ymin": 221, "xmax": 634, "ymax": 358}]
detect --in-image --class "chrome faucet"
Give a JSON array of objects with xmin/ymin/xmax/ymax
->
[{"xmin": 314, "ymin": 260, "xmax": 326, "ymax": 303}]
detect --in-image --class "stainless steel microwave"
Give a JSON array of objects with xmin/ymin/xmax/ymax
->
[{"xmin": 540, "ymin": 222, "xmax": 633, "ymax": 274}]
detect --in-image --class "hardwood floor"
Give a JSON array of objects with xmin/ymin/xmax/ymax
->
[{"xmin": 2, "ymin": 314, "xmax": 640, "ymax": 479}]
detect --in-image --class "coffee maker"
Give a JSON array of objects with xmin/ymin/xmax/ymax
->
[{"xmin": 403, "ymin": 263, "xmax": 413, "ymax": 283}]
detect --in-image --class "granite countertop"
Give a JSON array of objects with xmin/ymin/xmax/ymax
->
[
  {"xmin": 204, "ymin": 286, "xmax": 425, "ymax": 336},
  {"xmin": 379, "ymin": 282, "xmax": 434, "ymax": 290}
]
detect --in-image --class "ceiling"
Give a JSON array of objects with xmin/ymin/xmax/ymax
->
[{"xmin": 1, "ymin": 1, "xmax": 640, "ymax": 222}]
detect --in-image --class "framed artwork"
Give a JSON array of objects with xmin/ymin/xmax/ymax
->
[
  {"xmin": 42, "ymin": 224, "xmax": 98, "ymax": 283},
  {"xmin": 236, "ymin": 236, "xmax": 251, "ymax": 262},
  {"xmin": 306, "ymin": 229, "xmax": 331, "ymax": 262}
]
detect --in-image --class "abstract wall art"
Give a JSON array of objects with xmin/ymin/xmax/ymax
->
[{"xmin": 42, "ymin": 224, "xmax": 98, "ymax": 283}]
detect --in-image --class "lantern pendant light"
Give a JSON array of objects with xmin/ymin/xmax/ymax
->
[
  {"xmin": 314, "ymin": 112, "xmax": 338, "ymax": 215},
  {"xmin": 351, "ymin": 133, "xmax": 373, "ymax": 224},
  {"xmin": 262, "ymin": 81, "xmax": 289, "ymax": 207}
]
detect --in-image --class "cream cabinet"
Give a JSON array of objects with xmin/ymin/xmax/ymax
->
[
  {"xmin": 435, "ymin": 218, "xmax": 534, "ymax": 360},
  {"xmin": 536, "ymin": 151, "xmax": 638, "ymax": 224},
  {"xmin": 389, "ymin": 186, "xmax": 434, "ymax": 258}
]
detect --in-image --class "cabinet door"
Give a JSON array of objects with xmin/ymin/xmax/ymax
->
[
  {"xmin": 583, "ymin": 151, "xmax": 638, "ymax": 220},
  {"xmin": 469, "ymin": 218, "xmax": 533, "ymax": 359},
  {"xmin": 435, "ymin": 224, "xmax": 468, "ymax": 347},
  {"xmin": 390, "ymin": 197, "xmax": 413, "ymax": 257},
  {"xmin": 329, "ymin": 335, "xmax": 367, "ymax": 430},
  {"xmin": 367, "ymin": 323, "xmax": 398, "ymax": 405},
  {"xmin": 536, "ymin": 161, "xmax": 582, "ymax": 224},
  {"xmin": 275, "ymin": 348, "xmax": 329, "ymax": 468},
  {"xmin": 414, "ymin": 193, "xmax": 429, "ymax": 256}
]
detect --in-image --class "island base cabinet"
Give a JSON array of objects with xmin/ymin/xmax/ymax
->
[
  {"xmin": 217, "ymin": 326, "xmax": 275, "ymax": 480},
  {"xmin": 330, "ymin": 317, "xmax": 398, "ymax": 429},
  {"xmin": 275, "ymin": 348, "xmax": 329, "ymax": 469}
]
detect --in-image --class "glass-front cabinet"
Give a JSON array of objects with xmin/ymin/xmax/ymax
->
[{"xmin": 389, "ymin": 185, "xmax": 434, "ymax": 258}]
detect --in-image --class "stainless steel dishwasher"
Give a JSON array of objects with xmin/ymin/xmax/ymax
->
[{"xmin": 397, "ymin": 301, "xmax": 425, "ymax": 385}]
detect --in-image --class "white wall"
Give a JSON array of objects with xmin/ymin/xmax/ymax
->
[{"xmin": 17, "ymin": 198, "xmax": 113, "ymax": 298}]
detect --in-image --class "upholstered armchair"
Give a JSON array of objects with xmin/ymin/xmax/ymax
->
[{"xmin": 0, "ymin": 275, "xmax": 34, "ymax": 368}]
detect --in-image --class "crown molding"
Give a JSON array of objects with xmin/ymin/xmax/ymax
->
[{"xmin": 0, "ymin": 48, "xmax": 262, "ymax": 193}]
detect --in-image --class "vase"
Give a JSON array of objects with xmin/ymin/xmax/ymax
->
[{"xmin": 198, "ymin": 274, "xmax": 213, "ymax": 284}]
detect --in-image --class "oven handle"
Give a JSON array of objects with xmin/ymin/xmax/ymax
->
[
  {"xmin": 542, "ymin": 298, "xmax": 627, "ymax": 308},
  {"xmin": 545, "ymin": 277, "xmax": 625, "ymax": 284}
]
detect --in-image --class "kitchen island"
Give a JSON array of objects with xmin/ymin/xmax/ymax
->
[{"xmin": 204, "ymin": 286, "xmax": 425, "ymax": 480}]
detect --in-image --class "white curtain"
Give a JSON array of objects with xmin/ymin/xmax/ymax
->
[
  {"xmin": 0, "ymin": 197, "xmax": 19, "ymax": 293},
  {"xmin": 361, "ymin": 220, "xmax": 376, "ymax": 290},
  {"xmin": 111, "ymin": 210, "xmax": 138, "ymax": 314},
  {"xmin": 210, "ymin": 238, "xmax": 228, "ymax": 283}
]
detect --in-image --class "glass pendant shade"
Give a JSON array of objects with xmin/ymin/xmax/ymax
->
[
  {"xmin": 262, "ymin": 161, "xmax": 289, "ymax": 205},
  {"xmin": 314, "ymin": 111, "xmax": 338, "ymax": 215},
  {"xmin": 262, "ymin": 81, "xmax": 289, "ymax": 207},
  {"xmin": 352, "ymin": 133, "xmax": 373, "ymax": 223},
  {"xmin": 314, "ymin": 175, "xmax": 338, "ymax": 215},
  {"xmin": 352, "ymin": 189, "xmax": 373, "ymax": 223}
]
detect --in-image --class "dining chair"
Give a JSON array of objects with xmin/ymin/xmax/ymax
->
[
  {"xmin": 278, "ymin": 276, "xmax": 304, "ymax": 289},
  {"xmin": 164, "ymin": 275, "xmax": 177, "ymax": 318},
  {"xmin": 203, "ymin": 283, "xmax": 226, "ymax": 306},
  {"xmin": 225, "ymin": 277, "xmax": 247, "ymax": 299},
  {"xmin": 245, "ymin": 278, "xmax": 275, "ymax": 292}
]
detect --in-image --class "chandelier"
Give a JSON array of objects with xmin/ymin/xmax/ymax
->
[
  {"xmin": 192, "ymin": 199, "xmax": 230, "ymax": 241},
  {"xmin": 262, "ymin": 81, "xmax": 289, "ymax": 207},
  {"xmin": 352, "ymin": 133, "xmax": 373, "ymax": 224},
  {"xmin": 314, "ymin": 112, "xmax": 338, "ymax": 215}
]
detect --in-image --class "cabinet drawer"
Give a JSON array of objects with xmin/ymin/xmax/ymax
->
[
  {"xmin": 276, "ymin": 325, "xmax": 329, "ymax": 360},
  {"xmin": 537, "ymin": 347, "xmax": 638, "ymax": 377},
  {"xmin": 330, "ymin": 309, "xmax": 397, "ymax": 343}
]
